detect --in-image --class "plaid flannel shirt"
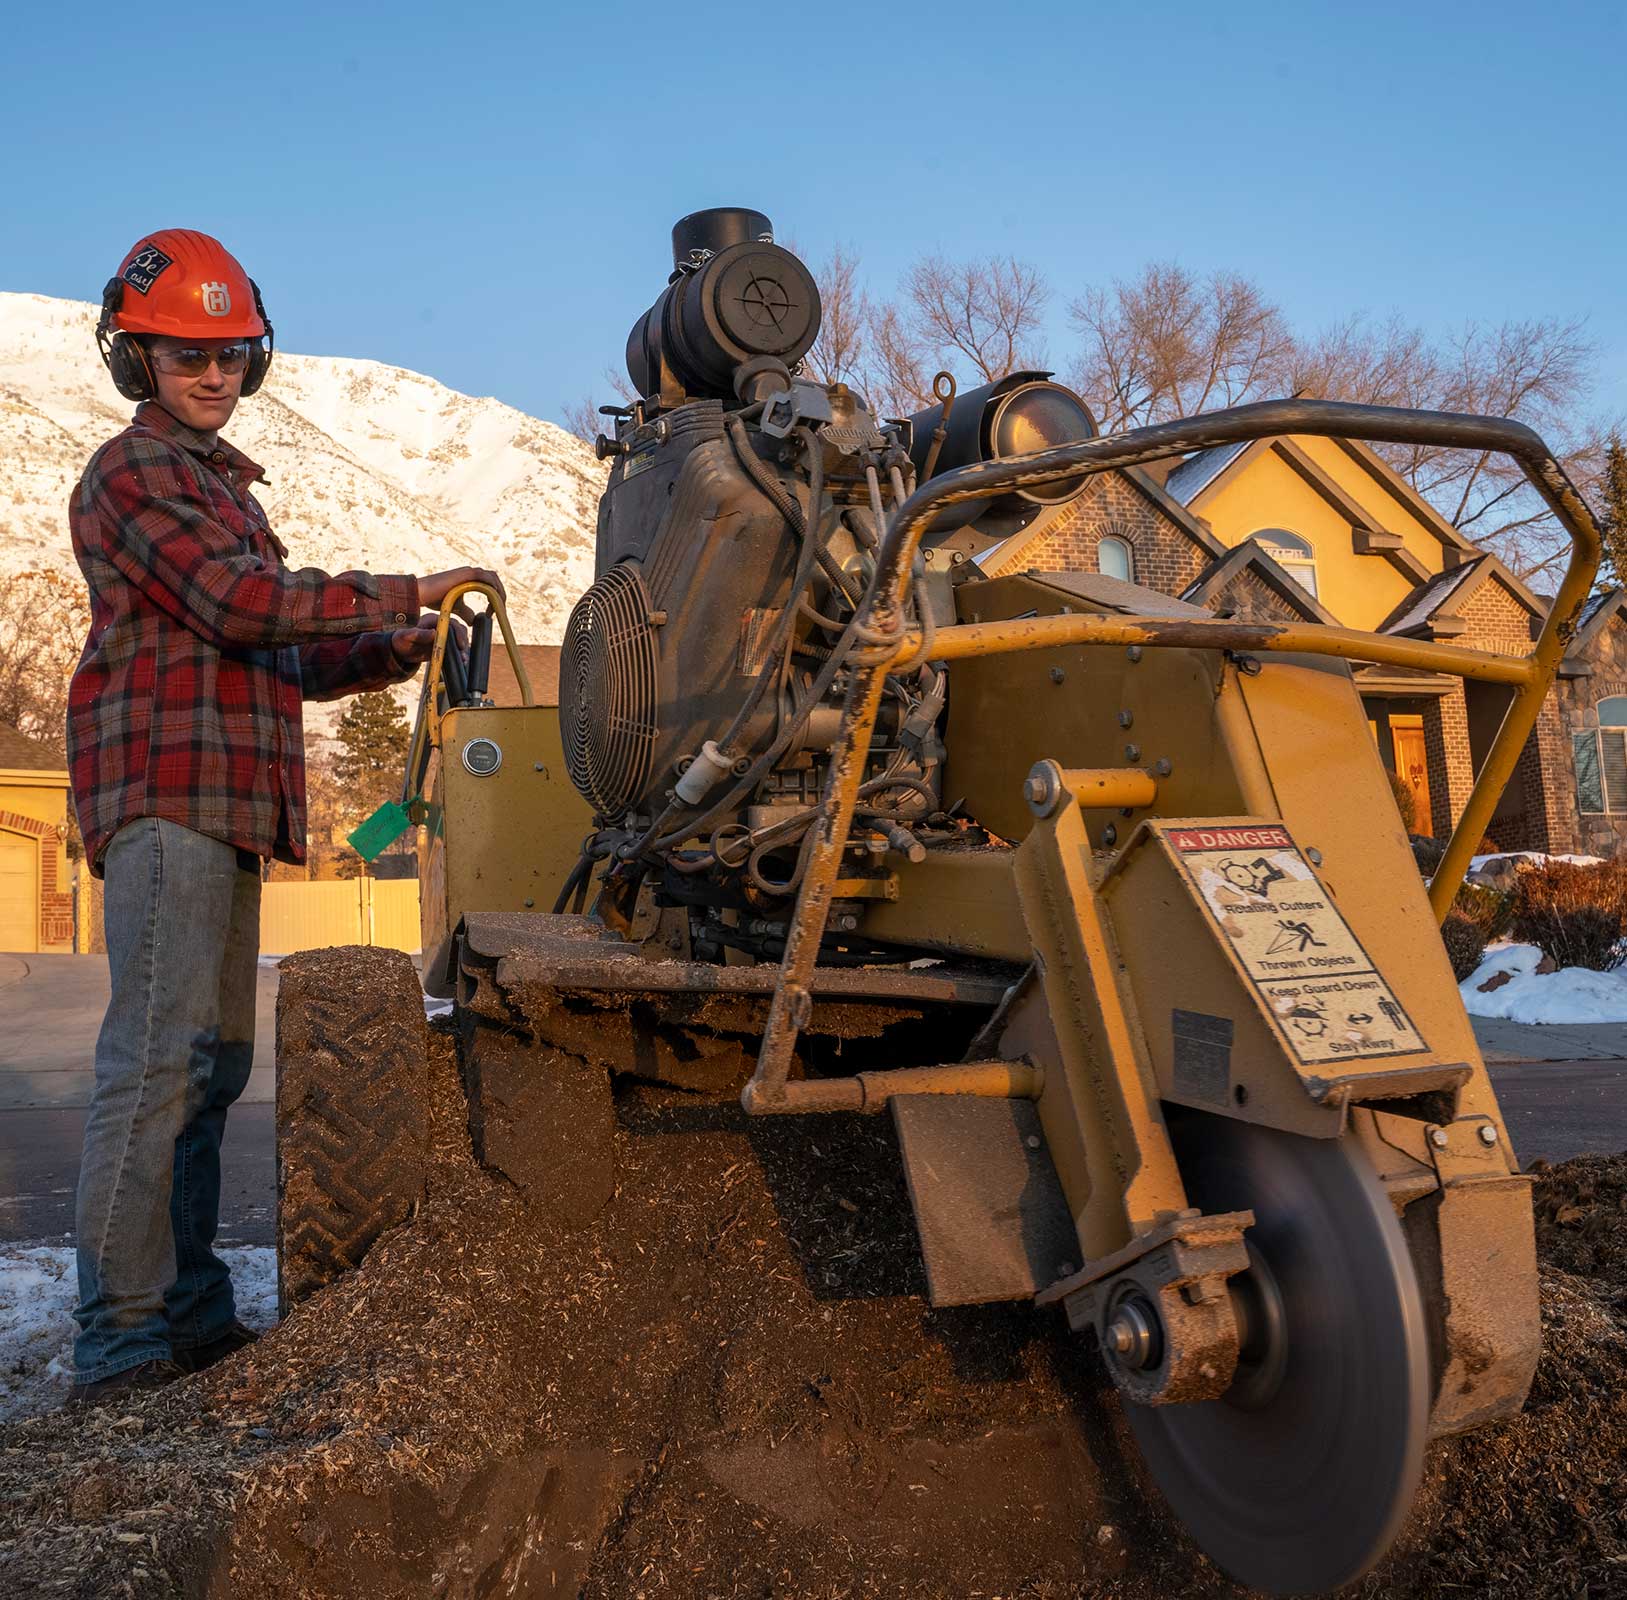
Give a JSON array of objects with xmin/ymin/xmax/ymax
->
[{"xmin": 68, "ymin": 402, "xmax": 421, "ymax": 874}]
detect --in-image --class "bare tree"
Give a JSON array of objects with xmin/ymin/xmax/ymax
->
[
  {"xmin": 1284, "ymin": 313, "xmax": 1441, "ymax": 409},
  {"xmin": 0, "ymin": 568, "xmax": 89, "ymax": 761},
  {"xmin": 1068, "ymin": 263, "xmax": 1294, "ymax": 432},
  {"xmin": 906, "ymin": 255, "xmax": 1050, "ymax": 384},
  {"xmin": 803, "ymin": 245, "xmax": 869, "ymax": 389},
  {"xmin": 862, "ymin": 300, "xmax": 937, "ymax": 418},
  {"xmin": 853, "ymin": 253, "xmax": 1052, "ymax": 420},
  {"xmin": 1290, "ymin": 314, "xmax": 1604, "ymax": 578},
  {"xmin": 561, "ymin": 366, "xmax": 639, "ymax": 446},
  {"xmin": 1066, "ymin": 259, "xmax": 1608, "ymax": 580}
]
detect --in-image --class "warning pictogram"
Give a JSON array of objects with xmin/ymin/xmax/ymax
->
[{"xmin": 1165, "ymin": 824, "xmax": 1426, "ymax": 1065}]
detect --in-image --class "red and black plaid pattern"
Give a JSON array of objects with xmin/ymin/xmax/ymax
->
[{"xmin": 68, "ymin": 403, "xmax": 421, "ymax": 874}]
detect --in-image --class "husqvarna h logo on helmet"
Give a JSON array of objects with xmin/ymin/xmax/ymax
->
[{"xmin": 201, "ymin": 281, "xmax": 232, "ymax": 316}]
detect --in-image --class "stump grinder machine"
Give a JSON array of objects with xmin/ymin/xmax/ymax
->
[{"xmin": 276, "ymin": 208, "xmax": 1603, "ymax": 1595}]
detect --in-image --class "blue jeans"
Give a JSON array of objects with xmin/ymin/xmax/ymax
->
[{"xmin": 73, "ymin": 817, "xmax": 260, "ymax": 1382}]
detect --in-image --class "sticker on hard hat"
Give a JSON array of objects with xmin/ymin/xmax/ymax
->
[
  {"xmin": 1164, "ymin": 823, "xmax": 1427, "ymax": 1065},
  {"xmin": 201, "ymin": 282, "xmax": 233, "ymax": 316},
  {"xmin": 121, "ymin": 246, "xmax": 174, "ymax": 296}
]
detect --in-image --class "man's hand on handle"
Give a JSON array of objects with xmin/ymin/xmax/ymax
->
[
  {"xmin": 419, "ymin": 566, "xmax": 507, "ymax": 619},
  {"xmin": 391, "ymin": 568, "xmax": 504, "ymax": 669}
]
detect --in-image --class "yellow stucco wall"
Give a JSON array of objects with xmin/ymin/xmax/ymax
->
[
  {"xmin": 0, "ymin": 770, "xmax": 73, "ymax": 954},
  {"xmin": 0, "ymin": 775, "xmax": 68, "ymax": 831},
  {"xmin": 1191, "ymin": 436, "xmax": 1450, "ymax": 631}
]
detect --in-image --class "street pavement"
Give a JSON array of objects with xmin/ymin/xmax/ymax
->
[
  {"xmin": 1, "ymin": 953, "xmax": 1623, "ymax": 1250},
  {"xmin": 0, "ymin": 952, "xmax": 279, "ymax": 1109}
]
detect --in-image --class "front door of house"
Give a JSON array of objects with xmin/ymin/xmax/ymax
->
[{"xmin": 1391, "ymin": 719, "xmax": 1432, "ymax": 838}]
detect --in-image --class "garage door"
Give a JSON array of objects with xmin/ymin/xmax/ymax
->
[{"xmin": 0, "ymin": 830, "xmax": 39, "ymax": 952}]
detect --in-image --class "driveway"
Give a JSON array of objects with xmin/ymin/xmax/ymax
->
[{"xmin": 0, "ymin": 952, "xmax": 278, "ymax": 1109}]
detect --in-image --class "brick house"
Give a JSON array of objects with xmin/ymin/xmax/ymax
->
[
  {"xmin": 0, "ymin": 722, "xmax": 75, "ymax": 952},
  {"xmin": 983, "ymin": 435, "xmax": 1626, "ymax": 858}
]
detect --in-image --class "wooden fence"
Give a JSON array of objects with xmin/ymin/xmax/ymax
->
[
  {"xmin": 259, "ymin": 878, "xmax": 421, "ymax": 955},
  {"xmin": 76, "ymin": 873, "xmax": 421, "ymax": 956}
]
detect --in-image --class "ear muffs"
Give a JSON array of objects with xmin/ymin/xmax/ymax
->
[
  {"xmin": 240, "ymin": 279, "xmax": 275, "ymax": 396},
  {"xmin": 96, "ymin": 278, "xmax": 157, "ymax": 402},
  {"xmin": 94, "ymin": 273, "xmax": 276, "ymax": 400}
]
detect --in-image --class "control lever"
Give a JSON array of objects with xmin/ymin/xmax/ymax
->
[
  {"xmin": 467, "ymin": 611, "xmax": 493, "ymax": 701},
  {"xmin": 442, "ymin": 627, "xmax": 470, "ymax": 707}
]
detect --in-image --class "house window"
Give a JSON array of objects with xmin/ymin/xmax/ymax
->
[
  {"xmin": 1253, "ymin": 529, "xmax": 1318, "ymax": 597},
  {"xmin": 1098, "ymin": 536, "xmax": 1133, "ymax": 582},
  {"xmin": 1574, "ymin": 695, "xmax": 1627, "ymax": 814}
]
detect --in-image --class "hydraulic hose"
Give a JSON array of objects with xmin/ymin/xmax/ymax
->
[{"xmin": 728, "ymin": 416, "xmax": 863, "ymax": 609}]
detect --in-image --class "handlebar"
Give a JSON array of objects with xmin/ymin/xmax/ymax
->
[
  {"xmin": 747, "ymin": 398, "xmax": 1604, "ymax": 1108},
  {"xmin": 401, "ymin": 581, "xmax": 533, "ymax": 804}
]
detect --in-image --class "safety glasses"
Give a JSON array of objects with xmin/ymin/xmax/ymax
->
[{"xmin": 148, "ymin": 342, "xmax": 255, "ymax": 376}]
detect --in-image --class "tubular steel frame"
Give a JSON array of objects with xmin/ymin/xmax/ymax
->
[
  {"xmin": 743, "ymin": 399, "xmax": 1602, "ymax": 1115},
  {"xmin": 402, "ymin": 581, "xmax": 534, "ymax": 804}
]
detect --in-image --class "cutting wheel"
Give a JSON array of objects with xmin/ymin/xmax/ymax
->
[{"xmin": 1125, "ymin": 1111, "xmax": 1429, "ymax": 1596}]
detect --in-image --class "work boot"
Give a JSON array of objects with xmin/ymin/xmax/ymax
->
[
  {"xmin": 66, "ymin": 1358, "xmax": 185, "ymax": 1411},
  {"xmin": 174, "ymin": 1320, "xmax": 260, "ymax": 1374}
]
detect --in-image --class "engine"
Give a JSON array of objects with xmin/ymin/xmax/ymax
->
[{"xmin": 559, "ymin": 208, "xmax": 1097, "ymax": 959}]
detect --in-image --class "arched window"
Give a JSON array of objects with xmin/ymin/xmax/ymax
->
[
  {"xmin": 1574, "ymin": 694, "xmax": 1627, "ymax": 814},
  {"xmin": 1253, "ymin": 528, "xmax": 1318, "ymax": 597},
  {"xmin": 1098, "ymin": 535, "xmax": 1133, "ymax": 582}
]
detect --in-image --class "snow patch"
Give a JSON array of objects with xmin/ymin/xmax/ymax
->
[
  {"xmin": 1469, "ymin": 851, "xmax": 1607, "ymax": 871},
  {"xmin": 0, "ymin": 1244, "xmax": 278, "ymax": 1421},
  {"xmin": 1460, "ymin": 942, "xmax": 1627, "ymax": 1025}
]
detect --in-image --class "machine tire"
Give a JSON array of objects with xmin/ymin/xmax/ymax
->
[{"xmin": 274, "ymin": 946, "xmax": 430, "ymax": 1314}]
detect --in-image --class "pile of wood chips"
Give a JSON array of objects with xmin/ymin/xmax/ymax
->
[{"xmin": 1, "ymin": 1028, "xmax": 1622, "ymax": 1598}]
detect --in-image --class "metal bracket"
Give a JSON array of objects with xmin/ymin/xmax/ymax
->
[
  {"xmin": 760, "ymin": 379, "xmax": 834, "ymax": 439},
  {"xmin": 1037, "ymin": 1208, "xmax": 1255, "ymax": 1405},
  {"xmin": 1424, "ymin": 1114, "xmax": 1510, "ymax": 1182}
]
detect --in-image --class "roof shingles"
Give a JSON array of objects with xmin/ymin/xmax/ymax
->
[{"xmin": 0, "ymin": 722, "xmax": 67, "ymax": 774}]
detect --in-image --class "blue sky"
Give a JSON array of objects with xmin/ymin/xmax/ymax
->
[{"xmin": 6, "ymin": 0, "xmax": 1623, "ymax": 428}]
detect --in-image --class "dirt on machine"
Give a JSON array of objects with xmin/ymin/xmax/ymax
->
[{"xmin": 273, "ymin": 207, "xmax": 1605, "ymax": 1596}]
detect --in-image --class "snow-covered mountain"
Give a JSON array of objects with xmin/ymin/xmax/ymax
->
[{"xmin": 0, "ymin": 293, "xmax": 603, "ymax": 647}]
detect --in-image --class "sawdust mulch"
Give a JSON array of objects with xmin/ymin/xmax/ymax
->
[{"xmin": 1, "ymin": 1027, "xmax": 1623, "ymax": 1599}]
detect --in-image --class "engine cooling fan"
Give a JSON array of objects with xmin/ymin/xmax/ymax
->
[{"xmin": 560, "ymin": 563, "xmax": 659, "ymax": 818}]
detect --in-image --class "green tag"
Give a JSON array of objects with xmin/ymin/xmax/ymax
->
[{"xmin": 348, "ymin": 797, "xmax": 417, "ymax": 862}]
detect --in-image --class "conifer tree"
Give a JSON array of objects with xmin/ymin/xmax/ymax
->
[
  {"xmin": 330, "ymin": 693, "xmax": 412, "ymax": 875},
  {"xmin": 1600, "ymin": 434, "xmax": 1627, "ymax": 590}
]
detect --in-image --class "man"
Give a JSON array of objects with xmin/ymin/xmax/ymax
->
[{"xmin": 67, "ymin": 228, "xmax": 502, "ymax": 1405}]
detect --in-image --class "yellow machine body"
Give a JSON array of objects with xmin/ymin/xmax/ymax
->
[{"xmin": 407, "ymin": 612, "xmax": 594, "ymax": 996}]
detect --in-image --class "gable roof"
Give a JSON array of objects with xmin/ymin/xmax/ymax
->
[
  {"xmin": 0, "ymin": 722, "xmax": 66, "ymax": 774},
  {"xmin": 980, "ymin": 461, "xmax": 1225, "ymax": 576},
  {"xmin": 1571, "ymin": 587, "xmax": 1627, "ymax": 654},
  {"xmin": 1024, "ymin": 568, "xmax": 1214, "ymax": 619},
  {"xmin": 1161, "ymin": 432, "xmax": 1476, "ymax": 560},
  {"xmin": 1561, "ymin": 589, "xmax": 1627, "ymax": 670},
  {"xmin": 1376, "ymin": 552, "xmax": 1546, "ymax": 637},
  {"xmin": 1378, "ymin": 562, "xmax": 1482, "ymax": 635},
  {"xmin": 1329, "ymin": 437, "xmax": 1475, "ymax": 556},
  {"xmin": 1163, "ymin": 440, "xmax": 1252, "ymax": 506},
  {"xmin": 486, "ymin": 644, "xmax": 562, "ymax": 709},
  {"xmin": 1180, "ymin": 538, "xmax": 1341, "ymax": 625}
]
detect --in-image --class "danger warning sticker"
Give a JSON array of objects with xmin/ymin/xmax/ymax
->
[{"xmin": 1167, "ymin": 825, "xmax": 1426, "ymax": 1065}]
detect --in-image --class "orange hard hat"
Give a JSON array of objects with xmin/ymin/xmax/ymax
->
[{"xmin": 108, "ymin": 229, "xmax": 266, "ymax": 339}]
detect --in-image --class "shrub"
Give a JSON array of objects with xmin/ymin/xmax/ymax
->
[
  {"xmin": 1412, "ymin": 835, "xmax": 1447, "ymax": 875},
  {"xmin": 1511, "ymin": 859, "xmax": 1627, "ymax": 973},
  {"xmin": 1441, "ymin": 913, "xmax": 1489, "ymax": 982},
  {"xmin": 1387, "ymin": 770, "xmax": 1416, "ymax": 833},
  {"xmin": 1451, "ymin": 881, "xmax": 1517, "ymax": 943}
]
